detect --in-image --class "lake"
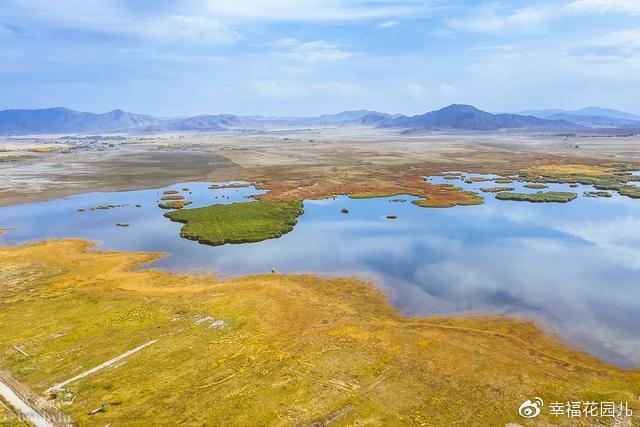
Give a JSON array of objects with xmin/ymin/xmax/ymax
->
[{"xmin": 1, "ymin": 175, "xmax": 639, "ymax": 367}]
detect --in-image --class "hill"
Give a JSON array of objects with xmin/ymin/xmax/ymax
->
[
  {"xmin": 518, "ymin": 107, "xmax": 640, "ymax": 128},
  {"xmin": 0, "ymin": 107, "xmax": 159, "ymax": 134},
  {"xmin": 378, "ymin": 104, "xmax": 581, "ymax": 131}
]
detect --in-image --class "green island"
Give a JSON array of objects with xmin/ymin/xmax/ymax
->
[
  {"xmin": 208, "ymin": 183, "xmax": 251, "ymax": 189},
  {"xmin": 495, "ymin": 191, "xmax": 578, "ymax": 203},
  {"xmin": 410, "ymin": 189, "xmax": 484, "ymax": 208},
  {"xmin": 523, "ymin": 183, "xmax": 548, "ymax": 189},
  {"xmin": 79, "ymin": 204, "xmax": 128, "ymax": 211},
  {"xmin": 479, "ymin": 186, "xmax": 515, "ymax": 193},
  {"xmin": 160, "ymin": 194, "xmax": 185, "ymax": 201},
  {"xmin": 465, "ymin": 177, "xmax": 492, "ymax": 183},
  {"xmin": 158, "ymin": 200, "xmax": 192, "ymax": 209},
  {"xmin": 584, "ymin": 190, "xmax": 612, "ymax": 198},
  {"xmin": 493, "ymin": 178, "xmax": 513, "ymax": 184},
  {"xmin": 516, "ymin": 164, "xmax": 640, "ymax": 199},
  {"xmin": 617, "ymin": 185, "xmax": 640, "ymax": 198},
  {"xmin": 164, "ymin": 200, "xmax": 304, "ymax": 246}
]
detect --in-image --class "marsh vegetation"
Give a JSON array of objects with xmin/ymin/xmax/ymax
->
[
  {"xmin": 158, "ymin": 200, "xmax": 192, "ymax": 209},
  {"xmin": 495, "ymin": 191, "xmax": 578, "ymax": 203},
  {"xmin": 1, "ymin": 240, "xmax": 638, "ymax": 425},
  {"xmin": 479, "ymin": 186, "xmax": 515, "ymax": 193},
  {"xmin": 164, "ymin": 200, "xmax": 304, "ymax": 246}
]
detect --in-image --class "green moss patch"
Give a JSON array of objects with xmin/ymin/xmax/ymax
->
[
  {"xmin": 495, "ymin": 191, "xmax": 577, "ymax": 203},
  {"xmin": 584, "ymin": 191, "xmax": 612, "ymax": 198},
  {"xmin": 158, "ymin": 201, "xmax": 192, "ymax": 210},
  {"xmin": 516, "ymin": 165, "xmax": 640, "ymax": 200},
  {"xmin": 617, "ymin": 185, "xmax": 640, "ymax": 199},
  {"xmin": 479, "ymin": 186, "xmax": 515, "ymax": 193},
  {"xmin": 165, "ymin": 200, "xmax": 304, "ymax": 246}
]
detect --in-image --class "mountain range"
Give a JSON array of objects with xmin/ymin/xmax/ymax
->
[
  {"xmin": 373, "ymin": 105, "xmax": 580, "ymax": 131},
  {"xmin": 517, "ymin": 107, "xmax": 640, "ymax": 128},
  {"xmin": 0, "ymin": 108, "xmax": 157, "ymax": 134},
  {"xmin": 1, "ymin": 104, "xmax": 639, "ymax": 135}
]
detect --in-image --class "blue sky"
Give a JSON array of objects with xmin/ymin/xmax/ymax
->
[{"xmin": 1, "ymin": 0, "xmax": 639, "ymax": 116}]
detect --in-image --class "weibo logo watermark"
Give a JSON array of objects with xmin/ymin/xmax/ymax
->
[
  {"xmin": 519, "ymin": 397, "xmax": 544, "ymax": 419},
  {"xmin": 518, "ymin": 397, "xmax": 634, "ymax": 419}
]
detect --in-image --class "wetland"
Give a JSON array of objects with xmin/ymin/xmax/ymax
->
[
  {"xmin": 2, "ymin": 130, "xmax": 640, "ymax": 425},
  {"xmin": 1, "ymin": 172, "xmax": 640, "ymax": 367}
]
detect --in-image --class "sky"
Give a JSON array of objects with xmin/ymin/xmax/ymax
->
[{"xmin": 0, "ymin": 0, "xmax": 639, "ymax": 116}]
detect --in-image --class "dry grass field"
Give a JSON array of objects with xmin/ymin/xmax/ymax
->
[{"xmin": 0, "ymin": 240, "xmax": 639, "ymax": 426}]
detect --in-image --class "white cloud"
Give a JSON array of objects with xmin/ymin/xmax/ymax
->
[
  {"xmin": 136, "ymin": 15, "xmax": 240, "ymax": 45},
  {"xmin": 568, "ymin": 29, "xmax": 640, "ymax": 61},
  {"xmin": 0, "ymin": 0, "xmax": 425, "ymax": 46},
  {"xmin": 567, "ymin": 0, "xmax": 640, "ymax": 14},
  {"xmin": 446, "ymin": 4, "xmax": 554, "ymax": 34},
  {"xmin": 0, "ymin": 0, "xmax": 240, "ymax": 45},
  {"xmin": 444, "ymin": 1, "xmax": 640, "ymax": 35},
  {"xmin": 378, "ymin": 20, "xmax": 399, "ymax": 28},
  {"xmin": 203, "ymin": 0, "xmax": 420, "ymax": 22},
  {"xmin": 556, "ymin": 217, "xmax": 640, "ymax": 270},
  {"xmin": 272, "ymin": 39, "xmax": 357, "ymax": 63}
]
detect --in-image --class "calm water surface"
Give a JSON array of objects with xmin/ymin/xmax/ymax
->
[{"xmin": 1, "ymin": 176, "xmax": 639, "ymax": 367}]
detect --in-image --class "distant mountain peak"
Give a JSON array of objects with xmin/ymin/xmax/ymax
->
[
  {"xmin": 380, "ymin": 104, "xmax": 583, "ymax": 131},
  {"xmin": 442, "ymin": 104, "xmax": 479, "ymax": 110}
]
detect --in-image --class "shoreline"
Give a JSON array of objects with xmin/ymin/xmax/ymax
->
[{"xmin": 2, "ymin": 235, "xmax": 636, "ymax": 371}]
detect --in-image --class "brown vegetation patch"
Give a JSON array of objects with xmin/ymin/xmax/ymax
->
[
  {"xmin": 160, "ymin": 195, "xmax": 185, "ymax": 201},
  {"xmin": 244, "ymin": 165, "xmax": 485, "ymax": 208},
  {"xmin": 208, "ymin": 183, "xmax": 251, "ymax": 190}
]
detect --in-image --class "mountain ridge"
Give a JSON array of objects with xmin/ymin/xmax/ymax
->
[
  {"xmin": 377, "ymin": 104, "xmax": 583, "ymax": 131},
  {"xmin": 517, "ymin": 107, "xmax": 640, "ymax": 128},
  {"xmin": 0, "ymin": 107, "xmax": 158, "ymax": 134},
  {"xmin": 1, "ymin": 104, "xmax": 638, "ymax": 135}
]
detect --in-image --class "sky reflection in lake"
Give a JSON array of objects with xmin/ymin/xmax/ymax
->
[{"xmin": 1, "ymin": 176, "xmax": 639, "ymax": 367}]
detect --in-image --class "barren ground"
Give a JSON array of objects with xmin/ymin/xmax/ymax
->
[{"xmin": 1, "ymin": 129, "xmax": 639, "ymax": 207}]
